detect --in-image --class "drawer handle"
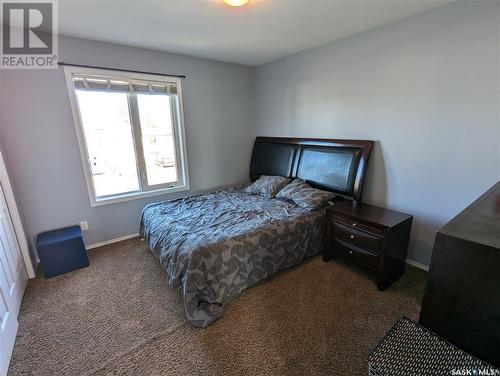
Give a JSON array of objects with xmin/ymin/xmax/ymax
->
[
  {"xmin": 348, "ymin": 250, "xmax": 353, "ymax": 255},
  {"xmin": 350, "ymin": 235, "xmax": 354, "ymax": 239},
  {"xmin": 352, "ymin": 223, "xmax": 357, "ymax": 227}
]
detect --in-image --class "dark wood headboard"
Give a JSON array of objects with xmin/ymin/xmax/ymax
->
[{"xmin": 250, "ymin": 137, "xmax": 374, "ymax": 201}]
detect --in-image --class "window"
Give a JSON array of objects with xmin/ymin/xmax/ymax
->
[{"xmin": 64, "ymin": 66, "xmax": 189, "ymax": 206}]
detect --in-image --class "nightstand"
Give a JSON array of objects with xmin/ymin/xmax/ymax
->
[{"xmin": 323, "ymin": 200, "xmax": 413, "ymax": 291}]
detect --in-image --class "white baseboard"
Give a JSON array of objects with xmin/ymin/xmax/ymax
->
[
  {"xmin": 86, "ymin": 233, "xmax": 140, "ymax": 250},
  {"xmin": 406, "ymin": 258, "xmax": 429, "ymax": 271}
]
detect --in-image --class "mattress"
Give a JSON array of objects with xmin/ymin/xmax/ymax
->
[{"xmin": 140, "ymin": 187, "xmax": 324, "ymax": 327}]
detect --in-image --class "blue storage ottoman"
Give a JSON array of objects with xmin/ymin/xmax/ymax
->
[{"xmin": 36, "ymin": 225, "xmax": 89, "ymax": 278}]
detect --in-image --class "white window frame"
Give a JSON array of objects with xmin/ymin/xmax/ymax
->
[{"xmin": 63, "ymin": 66, "xmax": 190, "ymax": 207}]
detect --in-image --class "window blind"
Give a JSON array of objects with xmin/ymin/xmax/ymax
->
[{"xmin": 72, "ymin": 74, "xmax": 178, "ymax": 94}]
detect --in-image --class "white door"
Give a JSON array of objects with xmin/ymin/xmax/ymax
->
[{"xmin": 0, "ymin": 184, "xmax": 28, "ymax": 375}]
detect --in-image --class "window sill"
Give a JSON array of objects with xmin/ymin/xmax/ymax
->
[{"xmin": 90, "ymin": 184, "xmax": 190, "ymax": 207}]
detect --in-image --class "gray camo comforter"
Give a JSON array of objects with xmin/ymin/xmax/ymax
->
[{"xmin": 140, "ymin": 187, "xmax": 324, "ymax": 327}]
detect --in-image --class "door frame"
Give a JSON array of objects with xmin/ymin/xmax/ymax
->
[{"xmin": 0, "ymin": 149, "xmax": 35, "ymax": 279}]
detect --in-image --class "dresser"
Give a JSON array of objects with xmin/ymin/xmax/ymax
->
[
  {"xmin": 323, "ymin": 200, "xmax": 413, "ymax": 291},
  {"xmin": 419, "ymin": 181, "xmax": 500, "ymax": 367}
]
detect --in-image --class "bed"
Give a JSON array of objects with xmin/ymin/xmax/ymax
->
[{"xmin": 140, "ymin": 137, "xmax": 373, "ymax": 327}]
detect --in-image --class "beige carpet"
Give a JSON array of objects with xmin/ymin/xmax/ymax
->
[{"xmin": 9, "ymin": 237, "xmax": 427, "ymax": 376}]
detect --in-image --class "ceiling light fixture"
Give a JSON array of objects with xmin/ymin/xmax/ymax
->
[{"xmin": 223, "ymin": 0, "xmax": 249, "ymax": 7}]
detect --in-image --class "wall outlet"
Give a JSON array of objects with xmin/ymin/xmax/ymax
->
[{"xmin": 79, "ymin": 220, "xmax": 89, "ymax": 231}]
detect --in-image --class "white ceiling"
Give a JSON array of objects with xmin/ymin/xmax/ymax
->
[{"xmin": 59, "ymin": 0, "xmax": 453, "ymax": 66}]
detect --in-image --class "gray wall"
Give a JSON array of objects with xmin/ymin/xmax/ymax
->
[
  {"xmin": 0, "ymin": 35, "xmax": 255, "ymax": 248},
  {"xmin": 254, "ymin": 1, "xmax": 500, "ymax": 265}
]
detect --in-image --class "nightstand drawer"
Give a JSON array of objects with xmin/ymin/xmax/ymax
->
[
  {"xmin": 330, "ymin": 239, "xmax": 379, "ymax": 273},
  {"xmin": 331, "ymin": 215, "xmax": 385, "ymax": 235},
  {"xmin": 332, "ymin": 221, "xmax": 382, "ymax": 251}
]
